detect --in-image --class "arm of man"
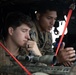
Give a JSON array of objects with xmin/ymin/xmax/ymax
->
[
  {"xmin": 56, "ymin": 42, "xmax": 76, "ymax": 66},
  {"xmin": 26, "ymin": 40, "xmax": 42, "ymax": 56}
]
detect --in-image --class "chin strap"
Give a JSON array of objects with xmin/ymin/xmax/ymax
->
[
  {"xmin": 0, "ymin": 42, "xmax": 32, "ymax": 75},
  {"xmin": 55, "ymin": 3, "xmax": 75, "ymax": 56}
]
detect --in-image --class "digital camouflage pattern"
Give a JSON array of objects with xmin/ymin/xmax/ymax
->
[
  {"xmin": 30, "ymin": 21, "xmax": 54, "ymax": 55},
  {"xmin": 0, "ymin": 40, "xmax": 31, "ymax": 75},
  {"xmin": 0, "ymin": 64, "xmax": 71, "ymax": 75},
  {"xmin": 0, "ymin": 40, "xmax": 51, "ymax": 75}
]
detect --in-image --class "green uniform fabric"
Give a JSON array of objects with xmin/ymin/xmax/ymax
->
[
  {"xmin": 0, "ymin": 40, "xmax": 29, "ymax": 75},
  {"xmin": 30, "ymin": 20, "xmax": 54, "ymax": 55},
  {"xmin": 0, "ymin": 40, "xmax": 49, "ymax": 75}
]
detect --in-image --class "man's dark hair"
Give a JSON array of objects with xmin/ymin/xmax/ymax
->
[
  {"xmin": 37, "ymin": 1, "xmax": 58, "ymax": 14},
  {"xmin": 2, "ymin": 12, "xmax": 33, "ymax": 40}
]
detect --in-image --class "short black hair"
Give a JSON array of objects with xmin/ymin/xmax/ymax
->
[
  {"xmin": 2, "ymin": 12, "xmax": 33, "ymax": 40},
  {"xmin": 37, "ymin": 1, "xmax": 58, "ymax": 14}
]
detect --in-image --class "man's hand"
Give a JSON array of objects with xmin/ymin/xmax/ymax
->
[
  {"xmin": 57, "ymin": 42, "xmax": 76, "ymax": 66},
  {"xmin": 26, "ymin": 40, "xmax": 42, "ymax": 56}
]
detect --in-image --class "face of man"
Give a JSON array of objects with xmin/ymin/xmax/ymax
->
[
  {"xmin": 37, "ymin": 10, "xmax": 57, "ymax": 32},
  {"xmin": 10, "ymin": 24, "xmax": 31, "ymax": 47}
]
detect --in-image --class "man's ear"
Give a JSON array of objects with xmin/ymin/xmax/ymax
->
[
  {"xmin": 8, "ymin": 27, "xmax": 14, "ymax": 35},
  {"xmin": 36, "ymin": 13, "xmax": 40, "ymax": 20}
]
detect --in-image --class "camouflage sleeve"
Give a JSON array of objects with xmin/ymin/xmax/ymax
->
[
  {"xmin": 30, "ymin": 24, "xmax": 38, "ymax": 43},
  {"xmin": 48, "ymin": 32, "xmax": 55, "ymax": 54},
  {"xmin": 0, "ymin": 65, "xmax": 27, "ymax": 75},
  {"xmin": 41, "ymin": 32, "xmax": 55, "ymax": 55}
]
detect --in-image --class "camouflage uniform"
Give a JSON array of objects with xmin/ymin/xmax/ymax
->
[
  {"xmin": 30, "ymin": 20, "xmax": 54, "ymax": 55},
  {"xmin": 0, "ymin": 40, "xmax": 49, "ymax": 75},
  {"xmin": 0, "ymin": 40, "xmax": 30, "ymax": 75}
]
